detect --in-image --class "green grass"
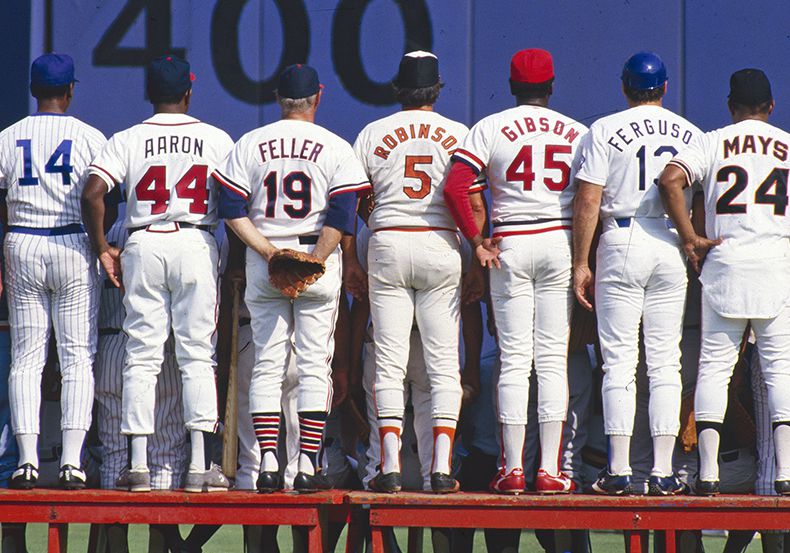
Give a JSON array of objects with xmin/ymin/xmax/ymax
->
[{"xmin": 15, "ymin": 524, "xmax": 765, "ymax": 551}]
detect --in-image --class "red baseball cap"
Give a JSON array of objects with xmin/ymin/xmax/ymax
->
[{"xmin": 510, "ymin": 49, "xmax": 554, "ymax": 84}]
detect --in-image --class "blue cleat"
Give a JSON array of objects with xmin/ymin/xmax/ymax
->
[
  {"xmin": 648, "ymin": 474, "xmax": 689, "ymax": 496},
  {"xmin": 591, "ymin": 469, "xmax": 635, "ymax": 495}
]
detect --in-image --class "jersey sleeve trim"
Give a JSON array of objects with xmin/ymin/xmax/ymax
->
[
  {"xmin": 328, "ymin": 181, "xmax": 371, "ymax": 197},
  {"xmin": 667, "ymin": 159, "xmax": 694, "ymax": 187},
  {"xmin": 88, "ymin": 164, "xmax": 119, "ymax": 186},
  {"xmin": 213, "ymin": 170, "xmax": 249, "ymax": 199},
  {"xmin": 468, "ymin": 176, "xmax": 488, "ymax": 193},
  {"xmin": 452, "ymin": 149, "xmax": 485, "ymax": 173}
]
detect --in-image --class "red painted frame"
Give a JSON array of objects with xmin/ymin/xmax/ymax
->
[
  {"xmin": 0, "ymin": 489, "xmax": 344, "ymax": 553},
  {"xmin": 346, "ymin": 492, "xmax": 790, "ymax": 553}
]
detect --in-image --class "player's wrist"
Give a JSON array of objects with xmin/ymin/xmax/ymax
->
[{"xmin": 470, "ymin": 235, "xmax": 484, "ymax": 249}]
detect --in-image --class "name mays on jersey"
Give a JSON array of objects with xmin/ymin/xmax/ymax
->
[
  {"xmin": 144, "ymin": 135, "xmax": 204, "ymax": 158},
  {"xmin": 373, "ymin": 124, "xmax": 459, "ymax": 160},
  {"xmin": 723, "ymin": 134, "xmax": 789, "ymax": 161},
  {"xmin": 607, "ymin": 118, "xmax": 694, "ymax": 152}
]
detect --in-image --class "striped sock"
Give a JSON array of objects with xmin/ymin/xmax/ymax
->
[
  {"xmin": 298, "ymin": 412, "xmax": 328, "ymax": 475},
  {"xmin": 252, "ymin": 412, "xmax": 280, "ymax": 472}
]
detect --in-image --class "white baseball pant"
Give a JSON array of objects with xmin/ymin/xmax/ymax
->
[
  {"xmin": 362, "ymin": 329, "xmax": 433, "ymax": 491},
  {"xmin": 95, "ymin": 332, "xmax": 187, "ymax": 489},
  {"xmin": 245, "ymin": 240, "xmax": 340, "ymax": 415},
  {"xmin": 369, "ymin": 230, "xmax": 462, "ymax": 422},
  {"xmin": 120, "ymin": 229, "xmax": 219, "ymax": 435},
  {"xmin": 596, "ymin": 218, "xmax": 686, "ymax": 437},
  {"xmin": 490, "ymin": 231, "xmax": 572, "ymax": 424},
  {"xmin": 5, "ymin": 232, "xmax": 99, "ymax": 434},
  {"xmin": 696, "ymin": 296, "xmax": 790, "ymax": 424},
  {"xmin": 751, "ymin": 348, "xmax": 780, "ymax": 496},
  {"xmin": 236, "ymin": 322, "xmax": 300, "ymax": 491}
]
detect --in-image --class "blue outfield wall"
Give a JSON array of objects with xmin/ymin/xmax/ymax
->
[{"xmin": 0, "ymin": 1, "xmax": 788, "ymax": 144}]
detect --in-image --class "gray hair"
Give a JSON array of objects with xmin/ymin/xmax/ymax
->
[{"xmin": 278, "ymin": 93, "xmax": 319, "ymax": 116}]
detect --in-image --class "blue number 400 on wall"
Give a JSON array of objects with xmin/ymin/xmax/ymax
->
[{"xmin": 16, "ymin": 139, "xmax": 73, "ymax": 186}]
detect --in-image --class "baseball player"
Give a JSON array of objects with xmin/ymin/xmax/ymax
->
[
  {"xmin": 82, "ymin": 55, "xmax": 233, "ymax": 492},
  {"xmin": 444, "ymin": 48, "xmax": 588, "ymax": 494},
  {"xmin": 215, "ymin": 64, "xmax": 369, "ymax": 492},
  {"xmin": 0, "ymin": 53, "xmax": 105, "ymax": 489},
  {"xmin": 659, "ymin": 68, "xmax": 790, "ymax": 496},
  {"xmin": 353, "ymin": 51, "xmax": 475, "ymax": 494},
  {"xmin": 572, "ymin": 51, "xmax": 700, "ymax": 495}
]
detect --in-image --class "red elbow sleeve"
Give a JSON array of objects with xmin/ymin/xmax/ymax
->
[{"xmin": 443, "ymin": 162, "xmax": 480, "ymax": 240}]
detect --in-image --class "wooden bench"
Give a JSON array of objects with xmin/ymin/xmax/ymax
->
[
  {"xmin": 346, "ymin": 491, "xmax": 790, "ymax": 553},
  {"xmin": 0, "ymin": 488, "xmax": 344, "ymax": 553}
]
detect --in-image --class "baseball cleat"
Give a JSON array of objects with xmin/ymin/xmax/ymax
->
[
  {"xmin": 185, "ymin": 463, "xmax": 230, "ymax": 493},
  {"xmin": 489, "ymin": 467, "xmax": 526, "ymax": 495},
  {"xmin": 293, "ymin": 471, "xmax": 333, "ymax": 493},
  {"xmin": 256, "ymin": 471, "xmax": 282, "ymax": 494},
  {"xmin": 59, "ymin": 465, "xmax": 87, "ymax": 490},
  {"xmin": 694, "ymin": 478, "xmax": 720, "ymax": 496},
  {"xmin": 430, "ymin": 472, "xmax": 460, "ymax": 494},
  {"xmin": 647, "ymin": 474, "xmax": 689, "ymax": 496},
  {"xmin": 535, "ymin": 469, "xmax": 576, "ymax": 494},
  {"xmin": 775, "ymin": 480, "xmax": 790, "ymax": 495},
  {"xmin": 591, "ymin": 469, "xmax": 635, "ymax": 495},
  {"xmin": 116, "ymin": 466, "xmax": 151, "ymax": 492},
  {"xmin": 10, "ymin": 464, "xmax": 38, "ymax": 490},
  {"xmin": 370, "ymin": 471, "xmax": 402, "ymax": 493}
]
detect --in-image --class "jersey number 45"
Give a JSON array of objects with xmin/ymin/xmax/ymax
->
[{"xmin": 506, "ymin": 144, "xmax": 570, "ymax": 191}]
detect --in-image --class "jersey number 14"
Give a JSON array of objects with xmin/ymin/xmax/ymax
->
[{"xmin": 16, "ymin": 139, "xmax": 73, "ymax": 186}]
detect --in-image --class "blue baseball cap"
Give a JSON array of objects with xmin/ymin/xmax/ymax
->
[
  {"xmin": 146, "ymin": 55, "xmax": 194, "ymax": 100},
  {"xmin": 30, "ymin": 54, "xmax": 77, "ymax": 87},
  {"xmin": 277, "ymin": 64, "xmax": 322, "ymax": 99}
]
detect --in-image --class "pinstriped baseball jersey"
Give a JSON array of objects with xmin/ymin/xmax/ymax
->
[
  {"xmin": 455, "ymin": 106, "xmax": 587, "ymax": 236},
  {"xmin": 88, "ymin": 113, "xmax": 233, "ymax": 228},
  {"xmin": 214, "ymin": 120, "xmax": 370, "ymax": 238},
  {"xmin": 0, "ymin": 114, "xmax": 106, "ymax": 227},
  {"xmin": 353, "ymin": 110, "xmax": 477, "ymax": 231},
  {"xmin": 98, "ymin": 221, "xmax": 127, "ymax": 330}
]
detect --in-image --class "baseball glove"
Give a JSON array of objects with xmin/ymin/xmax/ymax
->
[{"xmin": 268, "ymin": 248, "xmax": 326, "ymax": 299}]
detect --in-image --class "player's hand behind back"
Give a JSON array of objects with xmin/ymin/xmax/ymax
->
[
  {"xmin": 573, "ymin": 265, "xmax": 595, "ymax": 311},
  {"xmin": 475, "ymin": 237, "xmax": 501, "ymax": 269},
  {"xmin": 100, "ymin": 246, "xmax": 123, "ymax": 290},
  {"xmin": 683, "ymin": 234, "xmax": 722, "ymax": 273}
]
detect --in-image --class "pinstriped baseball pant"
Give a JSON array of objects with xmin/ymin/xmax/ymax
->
[{"xmin": 5, "ymin": 232, "xmax": 99, "ymax": 434}]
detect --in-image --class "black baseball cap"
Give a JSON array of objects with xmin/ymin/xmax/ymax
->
[
  {"xmin": 31, "ymin": 53, "xmax": 77, "ymax": 87},
  {"xmin": 394, "ymin": 51, "xmax": 439, "ymax": 88},
  {"xmin": 277, "ymin": 64, "xmax": 322, "ymax": 99},
  {"xmin": 147, "ymin": 55, "xmax": 194, "ymax": 100},
  {"xmin": 729, "ymin": 68, "xmax": 772, "ymax": 106}
]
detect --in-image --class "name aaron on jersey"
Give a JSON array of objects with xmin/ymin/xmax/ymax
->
[
  {"xmin": 144, "ymin": 136, "xmax": 204, "ymax": 158},
  {"xmin": 606, "ymin": 118, "xmax": 694, "ymax": 152},
  {"xmin": 373, "ymin": 124, "xmax": 460, "ymax": 160}
]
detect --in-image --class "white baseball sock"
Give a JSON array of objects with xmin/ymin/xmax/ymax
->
[
  {"xmin": 61, "ymin": 429, "xmax": 86, "ymax": 468},
  {"xmin": 189, "ymin": 430, "xmax": 206, "ymax": 472},
  {"xmin": 773, "ymin": 424, "xmax": 790, "ymax": 480},
  {"xmin": 431, "ymin": 419, "xmax": 456, "ymax": 475},
  {"xmin": 261, "ymin": 451, "xmax": 279, "ymax": 473},
  {"xmin": 651, "ymin": 435, "xmax": 676, "ymax": 477},
  {"xmin": 17, "ymin": 433, "xmax": 38, "ymax": 467},
  {"xmin": 608, "ymin": 435, "xmax": 632, "ymax": 476},
  {"xmin": 378, "ymin": 418, "xmax": 402, "ymax": 474},
  {"xmin": 131, "ymin": 435, "xmax": 148, "ymax": 471},
  {"xmin": 502, "ymin": 423, "xmax": 526, "ymax": 473},
  {"xmin": 697, "ymin": 428, "xmax": 720, "ymax": 481},
  {"xmin": 539, "ymin": 421, "xmax": 563, "ymax": 475}
]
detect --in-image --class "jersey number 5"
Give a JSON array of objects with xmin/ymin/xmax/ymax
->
[
  {"xmin": 506, "ymin": 144, "xmax": 571, "ymax": 191},
  {"xmin": 403, "ymin": 155, "xmax": 433, "ymax": 199},
  {"xmin": 135, "ymin": 165, "xmax": 209, "ymax": 214}
]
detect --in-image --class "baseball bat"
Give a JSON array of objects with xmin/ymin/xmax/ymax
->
[{"xmin": 221, "ymin": 278, "xmax": 243, "ymax": 479}]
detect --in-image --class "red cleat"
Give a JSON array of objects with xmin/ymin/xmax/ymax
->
[
  {"xmin": 535, "ymin": 469, "xmax": 576, "ymax": 494},
  {"xmin": 489, "ymin": 467, "xmax": 525, "ymax": 495}
]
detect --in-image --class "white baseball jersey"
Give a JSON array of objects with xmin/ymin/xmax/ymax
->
[
  {"xmin": 669, "ymin": 118, "xmax": 790, "ymax": 318},
  {"xmin": 88, "ymin": 113, "xmax": 233, "ymax": 228},
  {"xmin": 576, "ymin": 105, "xmax": 700, "ymax": 218},
  {"xmin": 215, "ymin": 120, "xmax": 369, "ymax": 237},
  {"xmin": 353, "ymin": 110, "xmax": 478, "ymax": 231},
  {"xmin": 0, "ymin": 114, "xmax": 106, "ymax": 227},
  {"xmin": 454, "ymin": 105, "xmax": 588, "ymax": 236}
]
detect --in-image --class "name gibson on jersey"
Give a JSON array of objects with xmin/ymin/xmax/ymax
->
[
  {"xmin": 606, "ymin": 119, "xmax": 693, "ymax": 152},
  {"xmin": 144, "ymin": 136, "xmax": 204, "ymax": 158},
  {"xmin": 500, "ymin": 115, "xmax": 582, "ymax": 144}
]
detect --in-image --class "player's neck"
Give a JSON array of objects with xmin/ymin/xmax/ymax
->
[
  {"xmin": 732, "ymin": 113, "xmax": 770, "ymax": 124},
  {"xmin": 282, "ymin": 112, "xmax": 315, "ymax": 123},
  {"xmin": 627, "ymin": 99, "xmax": 663, "ymax": 109},
  {"xmin": 516, "ymin": 98, "xmax": 549, "ymax": 108},
  {"xmin": 402, "ymin": 105, "xmax": 434, "ymax": 112},
  {"xmin": 35, "ymin": 99, "xmax": 68, "ymax": 115},
  {"xmin": 154, "ymin": 105, "xmax": 188, "ymax": 115}
]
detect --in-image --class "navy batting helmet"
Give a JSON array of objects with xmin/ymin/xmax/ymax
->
[{"xmin": 621, "ymin": 51, "xmax": 667, "ymax": 90}]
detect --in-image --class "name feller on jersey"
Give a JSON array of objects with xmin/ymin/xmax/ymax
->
[{"xmin": 258, "ymin": 138, "xmax": 324, "ymax": 163}]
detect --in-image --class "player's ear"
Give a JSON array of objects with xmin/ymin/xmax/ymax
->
[
  {"xmin": 314, "ymin": 90, "xmax": 322, "ymax": 110},
  {"xmin": 184, "ymin": 88, "xmax": 193, "ymax": 110},
  {"xmin": 769, "ymin": 100, "xmax": 775, "ymax": 115}
]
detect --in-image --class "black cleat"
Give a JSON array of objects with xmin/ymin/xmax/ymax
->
[
  {"xmin": 59, "ymin": 465, "xmax": 87, "ymax": 490},
  {"xmin": 370, "ymin": 471, "xmax": 402, "ymax": 493},
  {"xmin": 647, "ymin": 474, "xmax": 689, "ymax": 496},
  {"xmin": 695, "ymin": 478, "xmax": 720, "ymax": 496},
  {"xmin": 10, "ymin": 464, "xmax": 38, "ymax": 490},
  {"xmin": 256, "ymin": 471, "xmax": 282, "ymax": 494},
  {"xmin": 430, "ymin": 472, "xmax": 460, "ymax": 494},
  {"xmin": 775, "ymin": 479, "xmax": 790, "ymax": 495},
  {"xmin": 293, "ymin": 471, "xmax": 333, "ymax": 493}
]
